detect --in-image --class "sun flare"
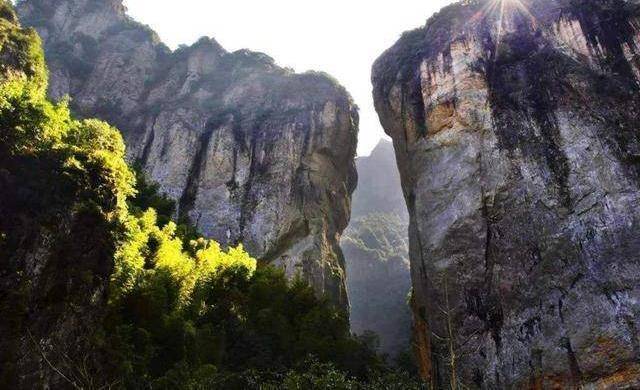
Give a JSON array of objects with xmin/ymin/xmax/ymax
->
[{"xmin": 468, "ymin": 0, "xmax": 538, "ymax": 55}]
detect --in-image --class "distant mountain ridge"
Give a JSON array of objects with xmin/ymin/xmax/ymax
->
[
  {"xmin": 351, "ymin": 139, "xmax": 408, "ymax": 219},
  {"xmin": 342, "ymin": 139, "xmax": 411, "ymax": 357}
]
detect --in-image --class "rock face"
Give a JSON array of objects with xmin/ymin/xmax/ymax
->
[
  {"xmin": 373, "ymin": 0, "xmax": 640, "ymax": 387},
  {"xmin": 18, "ymin": 0, "xmax": 358, "ymax": 306},
  {"xmin": 342, "ymin": 140, "xmax": 411, "ymax": 357}
]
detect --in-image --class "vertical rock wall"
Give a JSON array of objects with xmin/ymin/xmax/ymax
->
[{"xmin": 373, "ymin": 0, "xmax": 640, "ymax": 387}]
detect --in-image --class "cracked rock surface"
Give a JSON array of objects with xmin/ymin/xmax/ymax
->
[
  {"xmin": 18, "ymin": 0, "xmax": 358, "ymax": 307},
  {"xmin": 373, "ymin": 0, "xmax": 640, "ymax": 387}
]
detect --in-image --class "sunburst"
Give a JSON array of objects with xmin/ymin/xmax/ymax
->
[{"xmin": 468, "ymin": 0, "xmax": 538, "ymax": 56}]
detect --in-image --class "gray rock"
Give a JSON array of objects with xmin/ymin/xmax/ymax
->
[
  {"xmin": 373, "ymin": 0, "xmax": 640, "ymax": 387},
  {"xmin": 18, "ymin": 0, "xmax": 358, "ymax": 307}
]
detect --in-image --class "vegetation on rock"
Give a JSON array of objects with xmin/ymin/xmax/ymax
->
[
  {"xmin": 343, "ymin": 213, "xmax": 412, "ymax": 359},
  {"xmin": 0, "ymin": 3, "xmax": 423, "ymax": 387},
  {"xmin": 342, "ymin": 140, "xmax": 413, "ymax": 359},
  {"xmin": 16, "ymin": 0, "xmax": 359, "ymax": 311}
]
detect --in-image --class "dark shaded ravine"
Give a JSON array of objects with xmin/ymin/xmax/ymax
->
[{"xmin": 342, "ymin": 140, "xmax": 412, "ymax": 357}]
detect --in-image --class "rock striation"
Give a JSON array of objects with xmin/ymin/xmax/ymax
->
[
  {"xmin": 18, "ymin": 0, "xmax": 358, "ymax": 306},
  {"xmin": 342, "ymin": 139, "xmax": 411, "ymax": 357},
  {"xmin": 373, "ymin": 0, "xmax": 640, "ymax": 387}
]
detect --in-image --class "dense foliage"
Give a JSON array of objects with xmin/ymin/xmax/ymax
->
[
  {"xmin": 104, "ymin": 204, "xmax": 386, "ymax": 388},
  {"xmin": 0, "ymin": 3, "xmax": 136, "ymax": 386},
  {"xmin": 0, "ymin": 2, "xmax": 425, "ymax": 387},
  {"xmin": 342, "ymin": 213, "xmax": 413, "ymax": 360}
]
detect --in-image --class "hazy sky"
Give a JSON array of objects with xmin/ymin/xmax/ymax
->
[{"xmin": 123, "ymin": 0, "xmax": 454, "ymax": 156}]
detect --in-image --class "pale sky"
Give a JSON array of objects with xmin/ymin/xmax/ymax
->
[{"xmin": 123, "ymin": 0, "xmax": 454, "ymax": 156}]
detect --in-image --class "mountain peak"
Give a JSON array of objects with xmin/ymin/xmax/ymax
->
[
  {"xmin": 18, "ymin": 0, "xmax": 358, "ymax": 310},
  {"xmin": 369, "ymin": 138, "xmax": 393, "ymax": 157}
]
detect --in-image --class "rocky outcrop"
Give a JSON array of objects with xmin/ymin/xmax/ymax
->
[
  {"xmin": 342, "ymin": 139, "xmax": 411, "ymax": 357},
  {"xmin": 373, "ymin": 0, "xmax": 640, "ymax": 387},
  {"xmin": 18, "ymin": 0, "xmax": 358, "ymax": 306}
]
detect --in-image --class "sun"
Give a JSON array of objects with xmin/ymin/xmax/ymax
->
[{"xmin": 468, "ymin": 0, "xmax": 538, "ymax": 55}]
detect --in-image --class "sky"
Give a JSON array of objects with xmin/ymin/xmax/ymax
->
[{"xmin": 123, "ymin": 0, "xmax": 455, "ymax": 156}]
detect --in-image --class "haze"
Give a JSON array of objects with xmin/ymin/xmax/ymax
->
[{"xmin": 123, "ymin": 0, "xmax": 454, "ymax": 156}]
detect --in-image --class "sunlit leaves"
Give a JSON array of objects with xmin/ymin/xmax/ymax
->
[{"xmin": 111, "ymin": 207, "xmax": 257, "ymax": 307}]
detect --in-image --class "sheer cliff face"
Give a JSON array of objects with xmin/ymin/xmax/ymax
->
[
  {"xmin": 373, "ymin": 0, "xmax": 640, "ymax": 387},
  {"xmin": 18, "ymin": 0, "xmax": 358, "ymax": 306}
]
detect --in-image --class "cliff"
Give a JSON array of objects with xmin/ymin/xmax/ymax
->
[
  {"xmin": 17, "ymin": 0, "xmax": 358, "ymax": 306},
  {"xmin": 342, "ymin": 139, "xmax": 411, "ymax": 357},
  {"xmin": 373, "ymin": 0, "xmax": 640, "ymax": 387}
]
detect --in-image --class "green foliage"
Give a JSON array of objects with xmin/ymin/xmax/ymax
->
[
  {"xmin": 133, "ymin": 359, "xmax": 426, "ymax": 390},
  {"xmin": 0, "ymin": 1, "xmax": 16, "ymax": 24},
  {"xmin": 0, "ymin": 1, "xmax": 134, "ymax": 215},
  {"xmin": 0, "ymin": 2, "xmax": 46, "ymax": 89},
  {"xmin": 0, "ymin": 77, "xmax": 135, "ymax": 207},
  {"xmin": 128, "ymin": 164, "xmax": 176, "ymax": 224},
  {"xmin": 343, "ymin": 213, "xmax": 408, "ymax": 259},
  {"xmin": 105, "ymin": 160, "xmax": 399, "ymax": 388},
  {"xmin": 0, "ymin": 5, "xmax": 136, "ymax": 387},
  {"xmin": 105, "ymin": 219, "xmax": 385, "ymax": 386},
  {"xmin": 127, "ymin": 164, "xmax": 201, "ymax": 244},
  {"xmin": 0, "ymin": 2, "xmax": 424, "ymax": 387},
  {"xmin": 342, "ymin": 213, "xmax": 413, "ymax": 358}
]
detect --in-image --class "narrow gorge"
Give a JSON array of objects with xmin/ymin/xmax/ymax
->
[
  {"xmin": 342, "ymin": 139, "xmax": 412, "ymax": 358},
  {"xmin": 17, "ymin": 0, "xmax": 358, "ymax": 307},
  {"xmin": 5, "ymin": 0, "xmax": 640, "ymax": 387},
  {"xmin": 373, "ymin": 0, "xmax": 640, "ymax": 387}
]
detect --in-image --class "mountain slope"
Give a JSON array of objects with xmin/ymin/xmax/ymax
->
[
  {"xmin": 373, "ymin": 0, "xmax": 640, "ymax": 387},
  {"xmin": 350, "ymin": 140, "xmax": 408, "ymax": 219},
  {"xmin": 342, "ymin": 140, "xmax": 412, "ymax": 357},
  {"xmin": 0, "ymin": 5, "xmax": 388, "ymax": 387},
  {"xmin": 17, "ymin": 0, "xmax": 358, "ymax": 307}
]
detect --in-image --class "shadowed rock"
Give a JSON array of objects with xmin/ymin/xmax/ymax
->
[{"xmin": 373, "ymin": 0, "xmax": 640, "ymax": 387}]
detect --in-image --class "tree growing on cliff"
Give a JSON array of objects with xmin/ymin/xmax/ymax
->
[{"xmin": 0, "ymin": 1, "xmax": 426, "ymax": 387}]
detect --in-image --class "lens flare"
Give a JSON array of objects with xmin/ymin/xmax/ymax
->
[{"xmin": 468, "ymin": 0, "xmax": 538, "ymax": 58}]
